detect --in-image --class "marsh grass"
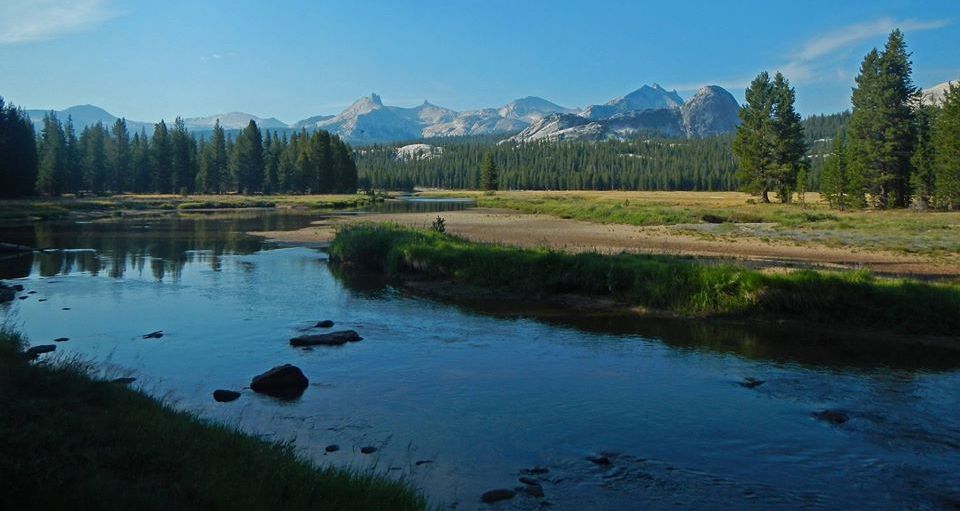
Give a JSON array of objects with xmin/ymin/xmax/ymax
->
[
  {"xmin": 0, "ymin": 328, "xmax": 426, "ymax": 511},
  {"xmin": 330, "ymin": 224, "xmax": 960, "ymax": 336}
]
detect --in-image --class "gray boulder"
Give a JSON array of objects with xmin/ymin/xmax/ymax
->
[
  {"xmin": 290, "ymin": 330, "xmax": 362, "ymax": 347},
  {"xmin": 250, "ymin": 364, "xmax": 309, "ymax": 398}
]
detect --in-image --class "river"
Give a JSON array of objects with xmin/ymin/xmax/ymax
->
[{"xmin": 1, "ymin": 202, "xmax": 958, "ymax": 510}]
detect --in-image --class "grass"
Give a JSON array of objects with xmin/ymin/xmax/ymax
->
[
  {"xmin": 330, "ymin": 223, "xmax": 960, "ymax": 337},
  {"xmin": 0, "ymin": 193, "xmax": 384, "ymax": 221},
  {"xmin": 419, "ymin": 190, "xmax": 960, "ymax": 256},
  {"xmin": 0, "ymin": 328, "xmax": 426, "ymax": 511}
]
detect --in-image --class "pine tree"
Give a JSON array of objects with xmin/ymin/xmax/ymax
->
[
  {"xmin": 910, "ymin": 105, "xmax": 937, "ymax": 208},
  {"xmin": 770, "ymin": 72, "xmax": 807, "ymax": 203},
  {"xmin": 848, "ymin": 30, "xmax": 919, "ymax": 208},
  {"xmin": 151, "ymin": 120, "xmax": 172, "ymax": 193},
  {"xmin": 110, "ymin": 118, "xmax": 130, "ymax": 193},
  {"xmin": 63, "ymin": 116, "xmax": 81, "ymax": 194},
  {"xmin": 933, "ymin": 82, "xmax": 960, "ymax": 208},
  {"xmin": 36, "ymin": 113, "xmax": 67, "ymax": 196},
  {"xmin": 171, "ymin": 117, "xmax": 194, "ymax": 194},
  {"xmin": 733, "ymin": 72, "xmax": 776, "ymax": 202},
  {"xmin": 480, "ymin": 151, "xmax": 498, "ymax": 191},
  {"xmin": 80, "ymin": 123, "xmax": 108, "ymax": 194},
  {"xmin": 233, "ymin": 120, "xmax": 263, "ymax": 194},
  {"xmin": 0, "ymin": 97, "xmax": 38, "ymax": 197}
]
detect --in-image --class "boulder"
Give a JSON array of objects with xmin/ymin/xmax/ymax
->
[
  {"xmin": 360, "ymin": 446, "xmax": 377, "ymax": 454},
  {"xmin": 142, "ymin": 331, "xmax": 164, "ymax": 339},
  {"xmin": 290, "ymin": 330, "xmax": 362, "ymax": 347},
  {"xmin": 250, "ymin": 364, "xmax": 308, "ymax": 399},
  {"xmin": 812, "ymin": 410, "xmax": 849, "ymax": 425},
  {"xmin": 481, "ymin": 489, "xmax": 516, "ymax": 504},
  {"xmin": 325, "ymin": 444, "xmax": 340, "ymax": 453},
  {"xmin": 315, "ymin": 320, "xmax": 335, "ymax": 328},
  {"xmin": 213, "ymin": 389, "xmax": 241, "ymax": 402},
  {"xmin": 25, "ymin": 345, "xmax": 56, "ymax": 359}
]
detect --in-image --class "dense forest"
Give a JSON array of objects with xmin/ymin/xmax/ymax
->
[
  {"xmin": 354, "ymin": 114, "xmax": 847, "ymax": 192},
  {"xmin": 0, "ymin": 108, "xmax": 357, "ymax": 197}
]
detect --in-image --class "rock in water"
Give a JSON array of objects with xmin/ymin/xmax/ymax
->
[
  {"xmin": 213, "ymin": 389, "xmax": 241, "ymax": 402},
  {"xmin": 112, "ymin": 377, "xmax": 137, "ymax": 385},
  {"xmin": 325, "ymin": 444, "xmax": 340, "ymax": 453},
  {"xmin": 315, "ymin": 320, "xmax": 335, "ymax": 328},
  {"xmin": 290, "ymin": 330, "xmax": 362, "ymax": 347},
  {"xmin": 250, "ymin": 364, "xmax": 309, "ymax": 399},
  {"xmin": 481, "ymin": 489, "xmax": 516, "ymax": 503},
  {"xmin": 739, "ymin": 377, "xmax": 764, "ymax": 389},
  {"xmin": 142, "ymin": 330, "xmax": 164, "ymax": 339},
  {"xmin": 53, "ymin": 337, "xmax": 69, "ymax": 343},
  {"xmin": 25, "ymin": 345, "xmax": 56, "ymax": 359},
  {"xmin": 812, "ymin": 410, "xmax": 849, "ymax": 425},
  {"xmin": 360, "ymin": 446, "xmax": 377, "ymax": 454}
]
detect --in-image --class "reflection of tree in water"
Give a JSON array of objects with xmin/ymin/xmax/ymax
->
[{"xmin": 0, "ymin": 211, "xmax": 323, "ymax": 281}]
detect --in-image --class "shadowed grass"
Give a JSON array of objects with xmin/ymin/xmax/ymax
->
[
  {"xmin": 330, "ymin": 224, "xmax": 960, "ymax": 336},
  {"xmin": 0, "ymin": 328, "xmax": 426, "ymax": 511}
]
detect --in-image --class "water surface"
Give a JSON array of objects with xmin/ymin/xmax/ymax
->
[{"xmin": 1, "ymin": 208, "xmax": 958, "ymax": 510}]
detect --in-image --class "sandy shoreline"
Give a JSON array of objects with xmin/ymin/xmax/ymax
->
[{"xmin": 249, "ymin": 207, "xmax": 960, "ymax": 278}]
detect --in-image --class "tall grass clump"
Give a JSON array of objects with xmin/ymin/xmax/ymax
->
[{"xmin": 330, "ymin": 224, "xmax": 960, "ymax": 336}]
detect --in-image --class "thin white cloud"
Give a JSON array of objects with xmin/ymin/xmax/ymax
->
[
  {"xmin": 0, "ymin": 0, "xmax": 119, "ymax": 44},
  {"xmin": 794, "ymin": 17, "xmax": 950, "ymax": 61}
]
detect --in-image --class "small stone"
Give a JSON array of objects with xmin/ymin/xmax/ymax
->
[
  {"xmin": 481, "ymin": 489, "xmax": 515, "ymax": 503},
  {"xmin": 360, "ymin": 446, "xmax": 377, "ymax": 454},
  {"xmin": 38, "ymin": 299, "xmax": 47, "ymax": 302},
  {"xmin": 25, "ymin": 345, "xmax": 56, "ymax": 359},
  {"xmin": 27, "ymin": 291, "xmax": 36, "ymax": 294},
  {"xmin": 519, "ymin": 476, "xmax": 540, "ymax": 486},
  {"xmin": 142, "ymin": 330, "xmax": 163, "ymax": 339},
  {"xmin": 739, "ymin": 377, "xmax": 764, "ymax": 389},
  {"xmin": 53, "ymin": 337, "xmax": 69, "ymax": 343},
  {"xmin": 18, "ymin": 296, "xmax": 27, "ymax": 300},
  {"xmin": 520, "ymin": 466, "xmax": 550, "ymax": 475},
  {"xmin": 812, "ymin": 410, "xmax": 849, "ymax": 425},
  {"xmin": 415, "ymin": 460, "xmax": 433, "ymax": 466},
  {"xmin": 315, "ymin": 320, "xmax": 335, "ymax": 328},
  {"xmin": 62, "ymin": 307, "xmax": 70, "ymax": 311},
  {"xmin": 325, "ymin": 444, "xmax": 340, "ymax": 453},
  {"xmin": 213, "ymin": 389, "xmax": 241, "ymax": 402},
  {"xmin": 588, "ymin": 455, "xmax": 612, "ymax": 466},
  {"xmin": 112, "ymin": 377, "xmax": 136, "ymax": 384}
]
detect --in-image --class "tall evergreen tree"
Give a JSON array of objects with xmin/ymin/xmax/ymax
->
[
  {"xmin": 36, "ymin": 113, "xmax": 67, "ymax": 196},
  {"xmin": 63, "ymin": 116, "xmax": 81, "ymax": 194},
  {"xmin": 233, "ymin": 120, "xmax": 263, "ymax": 194},
  {"xmin": 0, "ymin": 97, "xmax": 38, "ymax": 197},
  {"xmin": 910, "ymin": 105, "xmax": 937, "ymax": 208},
  {"xmin": 733, "ymin": 72, "xmax": 776, "ymax": 202},
  {"xmin": 848, "ymin": 30, "xmax": 919, "ymax": 208},
  {"xmin": 151, "ymin": 120, "xmax": 172, "ymax": 193},
  {"xmin": 933, "ymin": 82, "xmax": 960, "ymax": 209},
  {"xmin": 110, "ymin": 118, "xmax": 130, "ymax": 193},
  {"xmin": 80, "ymin": 123, "xmax": 109, "ymax": 194},
  {"xmin": 770, "ymin": 72, "xmax": 807, "ymax": 203},
  {"xmin": 131, "ymin": 128, "xmax": 151, "ymax": 193},
  {"xmin": 480, "ymin": 151, "xmax": 498, "ymax": 191},
  {"xmin": 170, "ymin": 117, "xmax": 195, "ymax": 194}
]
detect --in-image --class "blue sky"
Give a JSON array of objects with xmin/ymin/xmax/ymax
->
[{"xmin": 0, "ymin": 0, "xmax": 957, "ymax": 122}]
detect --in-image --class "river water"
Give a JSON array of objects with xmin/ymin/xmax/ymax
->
[{"xmin": 1, "ymin": 204, "xmax": 958, "ymax": 510}]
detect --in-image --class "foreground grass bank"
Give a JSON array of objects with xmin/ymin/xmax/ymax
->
[
  {"xmin": 330, "ymin": 224, "xmax": 960, "ymax": 337},
  {"xmin": 420, "ymin": 191, "xmax": 960, "ymax": 256},
  {"xmin": 0, "ymin": 330, "xmax": 425, "ymax": 511},
  {"xmin": 0, "ymin": 193, "xmax": 383, "ymax": 222}
]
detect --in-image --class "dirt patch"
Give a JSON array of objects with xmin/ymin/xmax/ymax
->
[{"xmin": 250, "ymin": 208, "xmax": 960, "ymax": 279}]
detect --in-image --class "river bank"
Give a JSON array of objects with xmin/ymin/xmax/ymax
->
[
  {"xmin": 327, "ymin": 224, "xmax": 960, "ymax": 344},
  {"xmin": 0, "ymin": 328, "xmax": 426, "ymax": 510}
]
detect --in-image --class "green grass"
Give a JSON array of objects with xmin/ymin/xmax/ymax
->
[
  {"xmin": 330, "ymin": 224, "xmax": 960, "ymax": 336},
  {"xmin": 0, "ymin": 328, "xmax": 426, "ymax": 511}
]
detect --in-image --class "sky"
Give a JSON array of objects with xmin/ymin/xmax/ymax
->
[{"xmin": 0, "ymin": 0, "xmax": 957, "ymax": 123}]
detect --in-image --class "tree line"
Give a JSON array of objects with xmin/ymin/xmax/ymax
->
[{"xmin": 0, "ymin": 110, "xmax": 358, "ymax": 197}]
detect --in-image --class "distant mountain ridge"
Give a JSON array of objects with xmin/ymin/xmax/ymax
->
[{"xmin": 25, "ymin": 83, "xmax": 745, "ymax": 143}]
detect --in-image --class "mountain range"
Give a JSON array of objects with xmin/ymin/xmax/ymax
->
[{"xmin": 24, "ymin": 80, "xmax": 953, "ymax": 145}]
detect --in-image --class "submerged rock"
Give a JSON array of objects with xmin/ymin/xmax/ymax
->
[
  {"xmin": 112, "ymin": 377, "xmax": 137, "ymax": 385},
  {"xmin": 481, "ymin": 489, "xmax": 516, "ymax": 503},
  {"xmin": 519, "ymin": 476, "xmax": 541, "ymax": 486},
  {"xmin": 739, "ymin": 377, "xmax": 764, "ymax": 389},
  {"xmin": 521, "ymin": 484, "xmax": 545, "ymax": 498},
  {"xmin": 53, "ymin": 337, "xmax": 69, "ymax": 343},
  {"xmin": 142, "ymin": 330, "xmax": 164, "ymax": 339},
  {"xmin": 25, "ymin": 345, "xmax": 56, "ymax": 359},
  {"xmin": 290, "ymin": 330, "xmax": 362, "ymax": 347},
  {"xmin": 0, "ymin": 286, "xmax": 14, "ymax": 303},
  {"xmin": 360, "ymin": 446, "xmax": 377, "ymax": 454},
  {"xmin": 12, "ymin": 284, "xmax": 24, "ymax": 292},
  {"xmin": 415, "ymin": 459, "xmax": 433, "ymax": 466},
  {"xmin": 315, "ymin": 320, "xmax": 335, "ymax": 328},
  {"xmin": 250, "ymin": 364, "xmax": 309, "ymax": 399},
  {"xmin": 325, "ymin": 444, "xmax": 340, "ymax": 453},
  {"xmin": 812, "ymin": 410, "xmax": 849, "ymax": 425},
  {"xmin": 213, "ymin": 389, "xmax": 241, "ymax": 402},
  {"xmin": 587, "ymin": 455, "xmax": 612, "ymax": 466},
  {"xmin": 520, "ymin": 466, "xmax": 550, "ymax": 475}
]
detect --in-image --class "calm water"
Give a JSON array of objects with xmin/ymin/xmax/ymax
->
[{"xmin": 1, "ymin": 207, "xmax": 959, "ymax": 510}]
